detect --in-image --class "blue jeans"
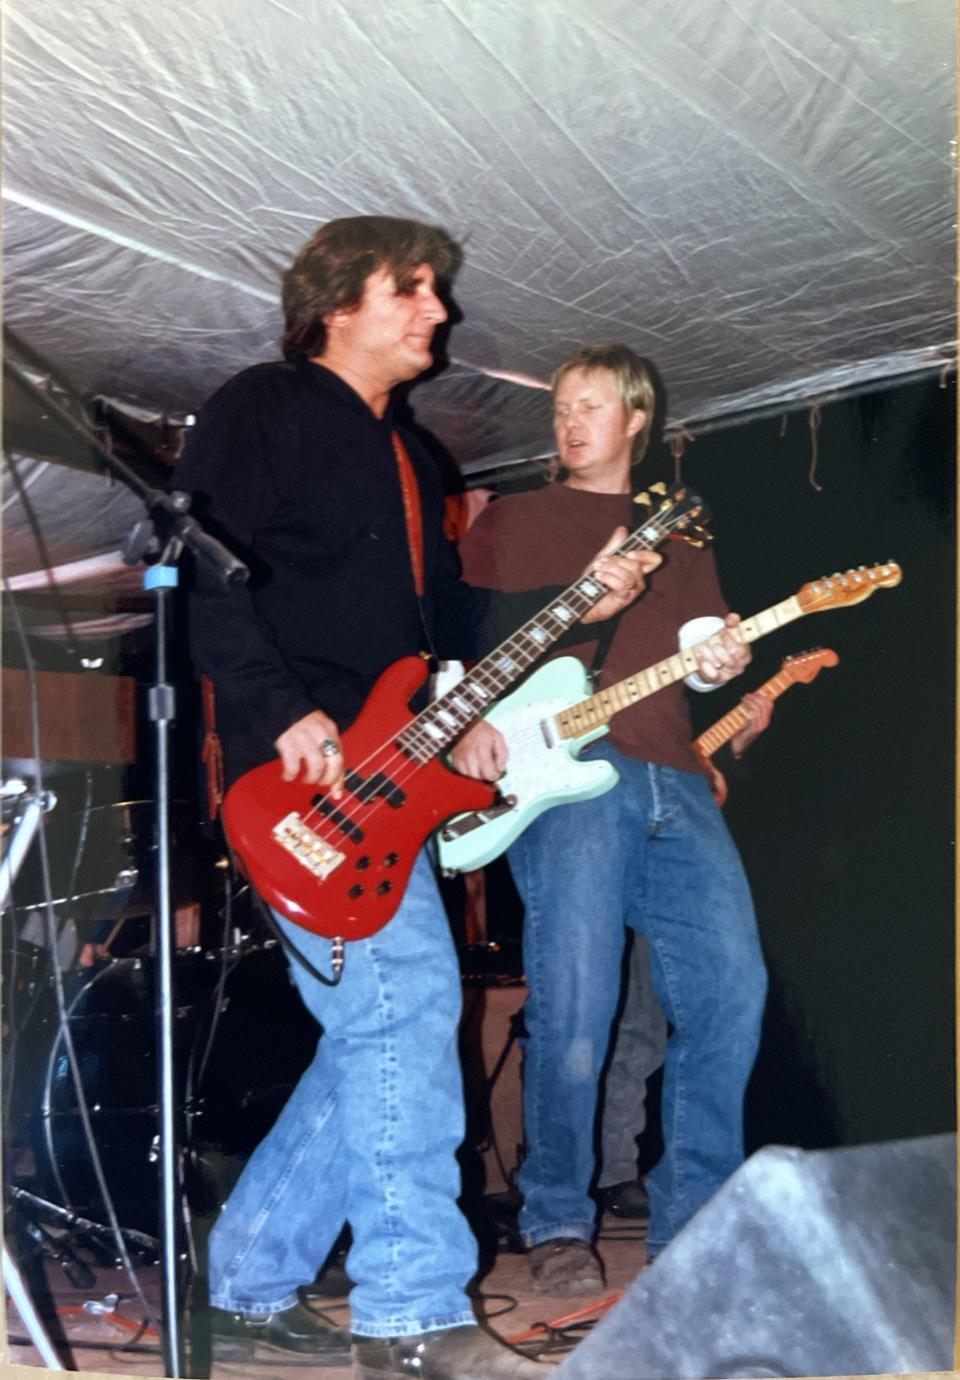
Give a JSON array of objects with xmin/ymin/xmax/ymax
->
[
  {"xmin": 598, "ymin": 932, "xmax": 668, "ymax": 1188},
  {"xmin": 508, "ymin": 746, "xmax": 767, "ymax": 1257},
  {"xmin": 207, "ymin": 850, "xmax": 477, "ymax": 1337}
]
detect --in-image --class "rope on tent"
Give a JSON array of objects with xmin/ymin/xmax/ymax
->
[
  {"xmin": 807, "ymin": 402, "xmax": 823, "ymax": 493},
  {"xmin": 668, "ymin": 427, "xmax": 694, "ymax": 482}
]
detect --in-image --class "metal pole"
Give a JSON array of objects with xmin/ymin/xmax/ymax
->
[
  {"xmin": 0, "ymin": 788, "xmax": 55, "ymax": 909},
  {"xmin": 2, "ymin": 1246, "xmax": 65, "ymax": 1369},
  {"xmin": 145, "ymin": 562, "xmax": 185, "ymax": 1378}
]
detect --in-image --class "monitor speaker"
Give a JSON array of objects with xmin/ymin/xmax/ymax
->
[{"xmin": 556, "ymin": 1133, "xmax": 955, "ymax": 1378}]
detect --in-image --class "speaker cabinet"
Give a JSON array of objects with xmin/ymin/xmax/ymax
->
[{"xmin": 556, "ymin": 1134, "xmax": 955, "ymax": 1378}]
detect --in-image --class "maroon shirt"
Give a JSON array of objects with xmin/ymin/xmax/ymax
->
[{"xmin": 459, "ymin": 482, "xmax": 728, "ymax": 776}]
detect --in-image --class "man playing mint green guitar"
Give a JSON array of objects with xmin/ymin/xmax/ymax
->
[
  {"xmin": 597, "ymin": 685, "xmax": 774, "ymax": 1220},
  {"xmin": 451, "ymin": 344, "xmax": 768, "ymax": 1294},
  {"xmin": 598, "ymin": 648, "xmax": 836, "ymax": 1217}
]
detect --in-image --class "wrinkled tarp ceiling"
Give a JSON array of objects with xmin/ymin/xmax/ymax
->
[{"xmin": 3, "ymin": 0, "xmax": 956, "ymax": 638}]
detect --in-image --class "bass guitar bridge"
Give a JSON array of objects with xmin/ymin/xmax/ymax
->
[{"xmin": 272, "ymin": 812, "xmax": 345, "ymax": 880}]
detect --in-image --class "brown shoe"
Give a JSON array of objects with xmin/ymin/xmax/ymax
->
[
  {"xmin": 527, "ymin": 1237, "xmax": 605, "ymax": 1296},
  {"xmin": 352, "ymin": 1323, "xmax": 547, "ymax": 1377}
]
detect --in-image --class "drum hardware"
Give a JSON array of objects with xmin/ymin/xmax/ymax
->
[
  {"xmin": 0, "ymin": 783, "xmax": 57, "ymax": 911},
  {"xmin": 0, "ymin": 781, "xmax": 138, "ymax": 1365},
  {"xmin": 9, "ymin": 1187, "xmax": 159, "ymax": 1264},
  {"xmin": 6, "ymin": 938, "xmax": 314, "ymax": 1235},
  {"xmin": 17, "ymin": 1209, "xmax": 97, "ymax": 1290},
  {"xmin": 2, "ymin": 777, "xmax": 33, "ymax": 806},
  {"xmin": 2, "ymin": 1242, "xmax": 67, "ymax": 1371},
  {"xmin": 7, "ymin": 797, "xmax": 204, "ymax": 919}
]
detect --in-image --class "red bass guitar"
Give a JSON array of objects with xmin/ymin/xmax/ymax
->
[{"xmin": 222, "ymin": 483, "xmax": 707, "ymax": 942}]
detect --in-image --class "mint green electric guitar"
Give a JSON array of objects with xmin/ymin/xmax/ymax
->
[{"xmin": 437, "ymin": 562, "xmax": 902, "ymax": 872}]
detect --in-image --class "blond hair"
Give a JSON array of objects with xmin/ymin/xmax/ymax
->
[{"xmin": 552, "ymin": 343, "xmax": 656, "ymax": 464}]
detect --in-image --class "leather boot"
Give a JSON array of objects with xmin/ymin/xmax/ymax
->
[
  {"xmin": 352, "ymin": 1322, "xmax": 548, "ymax": 1378},
  {"xmin": 597, "ymin": 1177, "xmax": 650, "ymax": 1219},
  {"xmin": 207, "ymin": 1299, "xmax": 351, "ymax": 1363}
]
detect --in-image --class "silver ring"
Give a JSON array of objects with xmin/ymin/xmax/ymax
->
[{"xmin": 320, "ymin": 738, "xmax": 341, "ymax": 758}]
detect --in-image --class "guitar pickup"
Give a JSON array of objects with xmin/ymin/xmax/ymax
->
[
  {"xmin": 440, "ymin": 795, "xmax": 518, "ymax": 841},
  {"xmin": 272, "ymin": 813, "xmax": 345, "ymax": 879},
  {"xmin": 365, "ymin": 771, "xmax": 406, "ymax": 808},
  {"xmin": 539, "ymin": 717, "xmax": 559, "ymax": 748},
  {"xmin": 340, "ymin": 770, "xmax": 406, "ymax": 809},
  {"xmin": 310, "ymin": 795, "xmax": 365, "ymax": 843}
]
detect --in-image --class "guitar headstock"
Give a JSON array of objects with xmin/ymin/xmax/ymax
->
[
  {"xmin": 631, "ymin": 482, "xmax": 712, "ymax": 544},
  {"xmin": 796, "ymin": 562, "xmax": 902, "ymax": 614},
  {"xmin": 781, "ymin": 648, "xmax": 840, "ymax": 684}
]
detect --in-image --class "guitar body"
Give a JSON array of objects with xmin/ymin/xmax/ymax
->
[
  {"xmin": 435, "ymin": 563, "xmax": 904, "ymax": 874},
  {"xmin": 222, "ymin": 657, "xmax": 497, "ymax": 940},
  {"xmin": 219, "ymin": 487, "xmax": 724, "ymax": 938},
  {"xmin": 437, "ymin": 658, "xmax": 619, "ymax": 874}
]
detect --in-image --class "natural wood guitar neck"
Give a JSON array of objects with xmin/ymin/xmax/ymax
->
[
  {"xmin": 555, "ymin": 595, "xmax": 802, "ymax": 740},
  {"xmin": 694, "ymin": 666, "xmax": 794, "ymax": 757}
]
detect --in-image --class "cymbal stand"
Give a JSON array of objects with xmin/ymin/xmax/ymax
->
[
  {"xmin": 2, "ymin": 781, "xmax": 68, "ymax": 1365},
  {"xmin": 2, "ymin": 1246, "xmax": 64, "ymax": 1369},
  {"xmin": 0, "ymin": 780, "xmax": 56, "ymax": 911}
]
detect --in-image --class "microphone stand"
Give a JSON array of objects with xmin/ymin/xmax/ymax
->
[{"xmin": 4, "ymin": 353, "xmax": 248, "ymax": 1378}]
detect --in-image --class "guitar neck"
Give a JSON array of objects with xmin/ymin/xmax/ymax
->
[
  {"xmin": 694, "ymin": 664, "xmax": 797, "ymax": 758},
  {"xmin": 399, "ymin": 495, "xmax": 697, "ymax": 763},
  {"xmin": 555, "ymin": 594, "xmax": 804, "ymax": 740}
]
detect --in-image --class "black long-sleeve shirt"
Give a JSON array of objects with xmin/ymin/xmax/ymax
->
[{"xmin": 175, "ymin": 357, "xmax": 487, "ymax": 785}]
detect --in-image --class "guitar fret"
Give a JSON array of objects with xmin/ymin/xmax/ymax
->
[
  {"xmin": 609, "ymin": 684, "xmax": 632, "ymax": 713},
  {"xmin": 643, "ymin": 663, "xmax": 662, "ymax": 695},
  {"xmin": 398, "ymin": 484, "xmax": 702, "ymax": 760},
  {"xmin": 557, "ymin": 584, "xmax": 837, "ymax": 745},
  {"xmin": 695, "ymin": 662, "xmax": 804, "ymax": 761},
  {"xmin": 438, "ymin": 564, "xmax": 898, "ymax": 881}
]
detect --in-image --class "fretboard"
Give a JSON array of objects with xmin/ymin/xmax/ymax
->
[
  {"xmin": 694, "ymin": 666, "xmax": 795, "ymax": 757},
  {"xmin": 554, "ymin": 594, "xmax": 803, "ymax": 741},
  {"xmin": 397, "ymin": 494, "xmax": 696, "ymax": 764}
]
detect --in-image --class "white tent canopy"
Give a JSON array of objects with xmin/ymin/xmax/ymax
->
[{"xmin": 3, "ymin": 0, "xmax": 955, "ymax": 628}]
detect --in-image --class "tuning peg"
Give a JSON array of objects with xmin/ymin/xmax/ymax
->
[
  {"xmin": 649, "ymin": 481, "xmax": 667, "ymax": 496},
  {"xmin": 633, "ymin": 491, "xmax": 652, "ymax": 506}
]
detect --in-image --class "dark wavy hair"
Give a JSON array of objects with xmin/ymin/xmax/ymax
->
[{"xmin": 281, "ymin": 215, "xmax": 462, "ymax": 361}]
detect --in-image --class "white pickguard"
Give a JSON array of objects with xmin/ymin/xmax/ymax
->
[{"xmin": 437, "ymin": 658, "xmax": 619, "ymax": 873}]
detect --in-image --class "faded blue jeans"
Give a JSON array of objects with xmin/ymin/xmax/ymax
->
[
  {"xmin": 207, "ymin": 851, "xmax": 477, "ymax": 1337},
  {"xmin": 598, "ymin": 932, "xmax": 668, "ymax": 1189},
  {"xmin": 508, "ymin": 746, "xmax": 767, "ymax": 1257}
]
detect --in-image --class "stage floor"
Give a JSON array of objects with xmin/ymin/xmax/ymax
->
[{"xmin": 4, "ymin": 1209, "xmax": 650, "ymax": 1376}]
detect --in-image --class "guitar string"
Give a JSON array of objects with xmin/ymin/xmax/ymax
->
[
  {"xmin": 295, "ymin": 559, "xmax": 890, "ymax": 853},
  {"xmin": 552, "ymin": 566, "xmax": 892, "ymax": 741},
  {"xmin": 294, "ymin": 505, "xmax": 692, "ymax": 839},
  {"xmin": 274, "ymin": 561, "xmax": 893, "ymax": 910},
  {"xmin": 292, "ymin": 501, "xmax": 701, "ymax": 848},
  {"xmin": 408, "ymin": 562, "xmax": 888, "ymax": 799},
  {"xmin": 568, "ymin": 568, "xmax": 891, "ymax": 737},
  {"xmin": 440, "ymin": 578, "xmax": 882, "ymax": 860}
]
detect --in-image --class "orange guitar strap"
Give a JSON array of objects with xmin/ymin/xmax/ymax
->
[
  {"xmin": 391, "ymin": 431, "xmax": 425, "ymax": 597},
  {"xmin": 201, "ymin": 673, "xmax": 225, "ymax": 820}
]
